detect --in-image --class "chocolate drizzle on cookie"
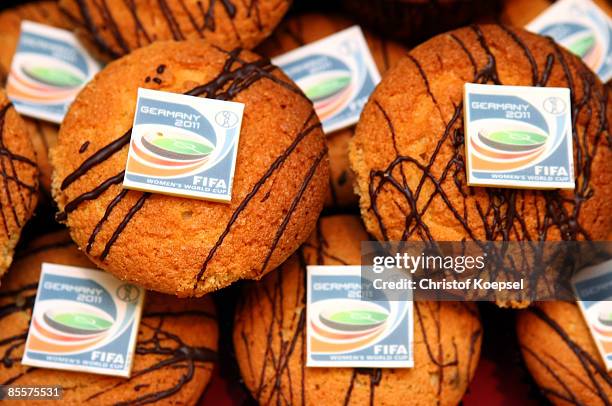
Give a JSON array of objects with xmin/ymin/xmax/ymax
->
[
  {"xmin": 522, "ymin": 306, "xmax": 612, "ymax": 405},
  {"xmin": 86, "ymin": 188, "xmax": 128, "ymax": 253},
  {"xmin": 0, "ymin": 103, "xmax": 38, "ymax": 239},
  {"xmin": 62, "ymin": 0, "xmax": 285, "ymax": 58},
  {"xmin": 414, "ymin": 301, "xmax": 482, "ymax": 402},
  {"xmin": 259, "ymin": 149, "xmax": 327, "ymax": 273},
  {"xmin": 0, "ymin": 240, "xmax": 218, "ymax": 404},
  {"xmin": 236, "ymin": 249, "xmax": 311, "ymax": 405},
  {"xmin": 56, "ymin": 170, "xmax": 125, "ymax": 222},
  {"xmin": 56, "ymin": 46, "xmax": 321, "ymax": 292},
  {"xmin": 78, "ymin": 140, "xmax": 90, "ymax": 153},
  {"xmin": 86, "ymin": 311, "xmax": 217, "ymax": 405},
  {"xmin": 0, "ymin": 283, "xmax": 37, "ymax": 369},
  {"xmin": 303, "ymin": 218, "xmax": 350, "ymax": 266},
  {"xmin": 235, "ymin": 220, "xmax": 482, "ymax": 405},
  {"xmin": 366, "ymin": 25, "xmax": 609, "ymax": 246},
  {"xmin": 69, "ymin": 0, "xmax": 130, "ymax": 57},
  {"xmin": 195, "ymin": 110, "xmax": 322, "ymax": 287}
]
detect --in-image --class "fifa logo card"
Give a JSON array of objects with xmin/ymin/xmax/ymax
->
[
  {"xmin": 123, "ymin": 88, "xmax": 244, "ymax": 202},
  {"xmin": 527, "ymin": 0, "xmax": 612, "ymax": 82},
  {"xmin": 572, "ymin": 259, "xmax": 612, "ymax": 371},
  {"xmin": 7, "ymin": 21, "xmax": 101, "ymax": 123},
  {"xmin": 306, "ymin": 265, "xmax": 413, "ymax": 368},
  {"xmin": 272, "ymin": 26, "xmax": 381, "ymax": 134},
  {"xmin": 464, "ymin": 83, "xmax": 574, "ymax": 190},
  {"xmin": 22, "ymin": 263, "xmax": 145, "ymax": 377}
]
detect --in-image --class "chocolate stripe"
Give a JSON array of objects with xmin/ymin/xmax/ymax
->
[
  {"xmin": 525, "ymin": 306, "xmax": 612, "ymax": 405},
  {"xmin": 260, "ymin": 148, "xmax": 326, "ymax": 273},
  {"xmin": 86, "ymin": 188, "xmax": 129, "ymax": 253},
  {"xmin": 194, "ymin": 112, "xmax": 321, "ymax": 287},
  {"xmin": 0, "ymin": 103, "xmax": 37, "ymax": 237},
  {"xmin": 57, "ymin": 171, "xmax": 125, "ymax": 222},
  {"xmin": 99, "ymin": 192, "xmax": 150, "ymax": 260}
]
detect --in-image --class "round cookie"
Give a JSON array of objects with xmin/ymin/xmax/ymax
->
[
  {"xmin": 258, "ymin": 13, "xmax": 407, "ymax": 208},
  {"xmin": 58, "ymin": 0, "xmax": 291, "ymax": 60},
  {"xmin": 517, "ymin": 301, "xmax": 612, "ymax": 405},
  {"xmin": 0, "ymin": 230, "xmax": 218, "ymax": 405},
  {"xmin": 0, "ymin": 1, "xmax": 72, "ymax": 84},
  {"xmin": 51, "ymin": 40, "xmax": 328, "ymax": 297},
  {"xmin": 0, "ymin": 90, "xmax": 39, "ymax": 278},
  {"xmin": 349, "ymin": 24, "xmax": 611, "ymax": 244},
  {"xmin": 339, "ymin": 0, "xmax": 500, "ymax": 45},
  {"xmin": 234, "ymin": 215, "xmax": 482, "ymax": 405}
]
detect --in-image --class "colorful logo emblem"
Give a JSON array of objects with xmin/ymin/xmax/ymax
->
[
  {"xmin": 273, "ymin": 26, "xmax": 381, "ymax": 133},
  {"xmin": 581, "ymin": 299, "xmax": 612, "ymax": 351},
  {"xmin": 130, "ymin": 128, "xmax": 216, "ymax": 177},
  {"xmin": 464, "ymin": 84, "xmax": 574, "ymax": 190},
  {"xmin": 307, "ymin": 266, "xmax": 413, "ymax": 368},
  {"xmin": 296, "ymin": 56, "xmax": 354, "ymax": 123},
  {"xmin": 470, "ymin": 123, "xmax": 550, "ymax": 172},
  {"xmin": 22, "ymin": 264, "xmax": 144, "ymax": 377},
  {"xmin": 7, "ymin": 21, "xmax": 100, "ymax": 123},
  {"xmin": 310, "ymin": 299, "xmax": 399, "ymax": 354},
  {"xmin": 541, "ymin": 22, "xmax": 603, "ymax": 71},
  {"xmin": 527, "ymin": 0, "xmax": 612, "ymax": 82},
  {"xmin": 42, "ymin": 305, "xmax": 114, "ymax": 336},
  {"xmin": 319, "ymin": 305, "xmax": 388, "ymax": 332},
  {"xmin": 573, "ymin": 259, "xmax": 612, "ymax": 369},
  {"xmin": 123, "ymin": 88, "xmax": 244, "ymax": 202},
  {"xmin": 598, "ymin": 305, "xmax": 612, "ymax": 327}
]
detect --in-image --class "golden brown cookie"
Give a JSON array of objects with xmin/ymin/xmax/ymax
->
[
  {"xmin": 517, "ymin": 301, "xmax": 612, "ymax": 406},
  {"xmin": 0, "ymin": 230, "xmax": 218, "ymax": 405},
  {"xmin": 59, "ymin": 0, "xmax": 291, "ymax": 60},
  {"xmin": 339, "ymin": 0, "xmax": 500, "ymax": 45},
  {"xmin": 0, "ymin": 91, "xmax": 39, "ymax": 278},
  {"xmin": 0, "ymin": 1, "xmax": 72, "ymax": 84},
  {"xmin": 234, "ymin": 215, "xmax": 482, "ymax": 405},
  {"xmin": 349, "ymin": 24, "xmax": 611, "ymax": 244},
  {"xmin": 258, "ymin": 13, "xmax": 407, "ymax": 208},
  {"xmin": 51, "ymin": 40, "xmax": 328, "ymax": 297}
]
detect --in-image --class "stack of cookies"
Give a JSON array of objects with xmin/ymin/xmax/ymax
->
[{"xmin": 0, "ymin": 0, "xmax": 609, "ymax": 405}]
